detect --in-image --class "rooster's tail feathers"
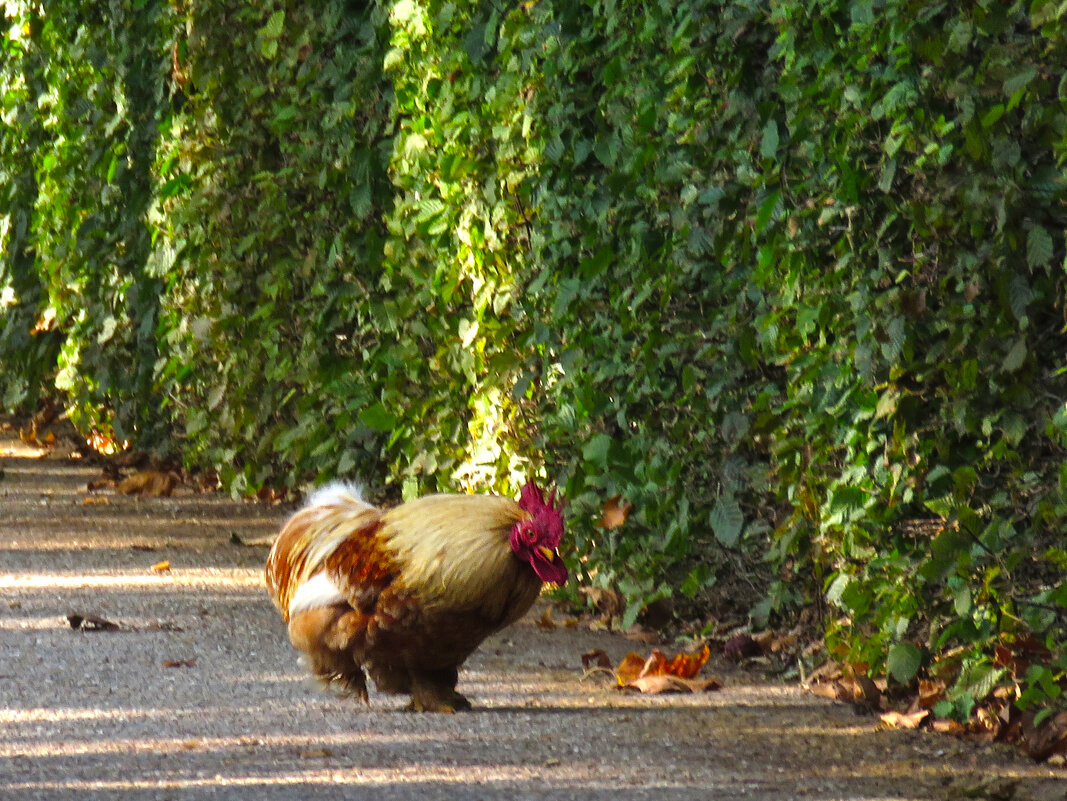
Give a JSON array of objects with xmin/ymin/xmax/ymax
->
[
  {"xmin": 306, "ymin": 481, "xmax": 373, "ymax": 512},
  {"xmin": 265, "ymin": 482, "xmax": 381, "ymax": 620}
]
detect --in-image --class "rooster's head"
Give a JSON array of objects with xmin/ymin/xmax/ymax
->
[{"xmin": 511, "ymin": 482, "xmax": 568, "ymax": 585}]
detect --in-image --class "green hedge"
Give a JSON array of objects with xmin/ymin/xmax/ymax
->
[{"xmin": 3, "ymin": 0, "xmax": 1067, "ymax": 725}]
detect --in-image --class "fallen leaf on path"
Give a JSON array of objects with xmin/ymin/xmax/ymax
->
[
  {"xmin": 82, "ymin": 495, "xmax": 110, "ymax": 505},
  {"xmin": 615, "ymin": 651, "xmax": 658, "ymax": 685},
  {"xmin": 300, "ymin": 748, "xmax": 334, "ymax": 759},
  {"xmin": 805, "ymin": 659, "xmax": 842, "ymax": 683},
  {"xmin": 151, "ymin": 560, "xmax": 171, "ymax": 572},
  {"xmin": 1022, "ymin": 710, "xmax": 1067, "ymax": 762},
  {"xmin": 806, "ymin": 663, "xmax": 885, "ymax": 710},
  {"xmin": 162, "ymin": 659, "xmax": 197, "ymax": 668},
  {"xmin": 768, "ymin": 632, "xmax": 798, "ymax": 654},
  {"xmin": 931, "ymin": 718, "xmax": 967, "ymax": 735},
  {"xmin": 844, "ymin": 673, "xmax": 884, "ymax": 709},
  {"xmin": 723, "ymin": 633, "xmax": 764, "ymax": 662},
  {"xmin": 880, "ymin": 708, "xmax": 929, "ymax": 729},
  {"xmin": 580, "ymin": 586, "xmax": 625, "ymax": 620},
  {"xmin": 118, "ymin": 470, "xmax": 178, "ymax": 497},
  {"xmin": 809, "ymin": 681, "xmax": 847, "ymax": 701},
  {"xmin": 536, "ymin": 607, "xmax": 556, "ymax": 630},
  {"xmin": 622, "ymin": 674, "xmax": 722, "ymax": 694},
  {"xmin": 67, "ymin": 613, "xmax": 122, "ymax": 632},
  {"xmin": 614, "ymin": 644, "xmax": 718, "ymax": 694},
  {"xmin": 665, "ymin": 644, "xmax": 712, "ymax": 678},
  {"xmin": 581, "ymin": 649, "xmax": 612, "ymax": 671},
  {"xmin": 622, "ymin": 624, "xmax": 661, "ymax": 644},
  {"xmin": 917, "ymin": 678, "xmax": 945, "ymax": 709}
]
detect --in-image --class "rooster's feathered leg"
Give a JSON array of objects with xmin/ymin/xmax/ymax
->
[
  {"xmin": 288, "ymin": 605, "xmax": 370, "ymax": 704},
  {"xmin": 409, "ymin": 667, "xmax": 471, "ymax": 713}
]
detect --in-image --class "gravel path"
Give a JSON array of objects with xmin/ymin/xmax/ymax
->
[{"xmin": 1, "ymin": 439, "xmax": 1063, "ymax": 800}]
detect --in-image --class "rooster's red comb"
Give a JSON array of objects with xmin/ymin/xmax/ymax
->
[{"xmin": 519, "ymin": 481, "xmax": 563, "ymax": 514}]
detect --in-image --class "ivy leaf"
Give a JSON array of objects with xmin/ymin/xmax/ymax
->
[
  {"xmin": 759, "ymin": 119, "xmax": 779, "ymax": 159},
  {"xmin": 258, "ymin": 10, "xmax": 285, "ymax": 58},
  {"xmin": 887, "ymin": 643, "xmax": 922, "ymax": 684},
  {"xmin": 827, "ymin": 486, "xmax": 867, "ymax": 522},
  {"xmin": 1001, "ymin": 338, "xmax": 1028, "ymax": 373},
  {"xmin": 951, "ymin": 662, "xmax": 1005, "ymax": 703},
  {"xmin": 709, "ymin": 495, "xmax": 744, "ymax": 546},
  {"xmin": 259, "ymin": 10, "xmax": 285, "ymax": 39},
  {"xmin": 582, "ymin": 433, "xmax": 612, "ymax": 467},
  {"xmin": 1027, "ymin": 224, "xmax": 1053, "ymax": 269},
  {"xmin": 825, "ymin": 573, "xmax": 851, "ymax": 607},
  {"xmin": 359, "ymin": 402, "xmax": 396, "ymax": 432},
  {"xmin": 755, "ymin": 190, "xmax": 780, "ymax": 234},
  {"xmin": 1003, "ymin": 67, "xmax": 1037, "ymax": 98},
  {"xmin": 874, "ymin": 386, "xmax": 899, "ymax": 419},
  {"xmin": 464, "ymin": 23, "xmax": 489, "ymax": 62}
]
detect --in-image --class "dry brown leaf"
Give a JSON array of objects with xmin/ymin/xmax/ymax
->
[
  {"xmin": 536, "ymin": 607, "xmax": 556, "ymax": 630},
  {"xmin": 665, "ymin": 644, "xmax": 711, "ymax": 679},
  {"xmin": 1022, "ymin": 710, "xmax": 1067, "ymax": 762},
  {"xmin": 581, "ymin": 649, "xmax": 612, "ymax": 671},
  {"xmin": 931, "ymin": 718, "xmax": 967, "ymax": 735},
  {"xmin": 151, "ymin": 560, "xmax": 171, "ymax": 572},
  {"xmin": 162, "ymin": 659, "xmax": 196, "ymax": 668},
  {"xmin": 300, "ymin": 748, "xmax": 334, "ymax": 759},
  {"xmin": 622, "ymin": 624, "xmax": 661, "ymax": 644},
  {"xmin": 182, "ymin": 739, "xmax": 200, "ymax": 750},
  {"xmin": 118, "ymin": 470, "xmax": 178, "ymax": 497},
  {"xmin": 615, "ymin": 644, "xmax": 713, "ymax": 691},
  {"xmin": 917, "ymin": 678, "xmax": 945, "ymax": 709},
  {"xmin": 82, "ymin": 495, "xmax": 110, "ymax": 505},
  {"xmin": 839, "ymin": 673, "xmax": 884, "ymax": 710},
  {"xmin": 622, "ymin": 674, "xmax": 721, "ymax": 694},
  {"xmin": 723, "ymin": 633, "xmax": 763, "ymax": 662},
  {"xmin": 806, "ymin": 659, "xmax": 842, "ymax": 683},
  {"xmin": 580, "ymin": 586, "xmax": 625, "ymax": 619},
  {"xmin": 808, "ymin": 681, "xmax": 846, "ymax": 701},
  {"xmin": 769, "ymin": 633, "xmax": 798, "ymax": 654},
  {"xmin": 616, "ymin": 651, "xmax": 658, "ymax": 685},
  {"xmin": 752, "ymin": 630, "xmax": 775, "ymax": 651},
  {"xmin": 598, "ymin": 495, "xmax": 632, "ymax": 529},
  {"xmin": 880, "ymin": 709, "xmax": 929, "ymax": 729}
]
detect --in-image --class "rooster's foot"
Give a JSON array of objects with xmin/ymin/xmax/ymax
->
[{"xmin": 406, "ymin": 679, "xmax": 472, "ymax": 713}]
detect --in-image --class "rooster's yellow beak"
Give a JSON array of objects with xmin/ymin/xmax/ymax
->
[{"xmin": 538, "ymin": 546, "xmax": 556, "ymax": 562}]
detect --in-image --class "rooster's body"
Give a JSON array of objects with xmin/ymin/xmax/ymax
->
[{"xmin": 265, "ymin": 482, "xmax": 566, "ymax": 712}]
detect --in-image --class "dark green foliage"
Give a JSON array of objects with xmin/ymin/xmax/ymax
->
[
  {"xmin": 0, "ymin": 9, "xmax": 61, "ymax": 409},
  {"xmin": 2, "ymin": 0, "xmax": 1067, "ymax": 720}
]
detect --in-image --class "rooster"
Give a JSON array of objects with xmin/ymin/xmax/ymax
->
[{"xmin": 265, "ymin": 481, "xmax": 567, "ymax": 712}]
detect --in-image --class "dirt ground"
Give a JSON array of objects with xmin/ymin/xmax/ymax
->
[{"xmin": 1, "ymin": 434, "xmax": 1064, "ymax": 801}]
